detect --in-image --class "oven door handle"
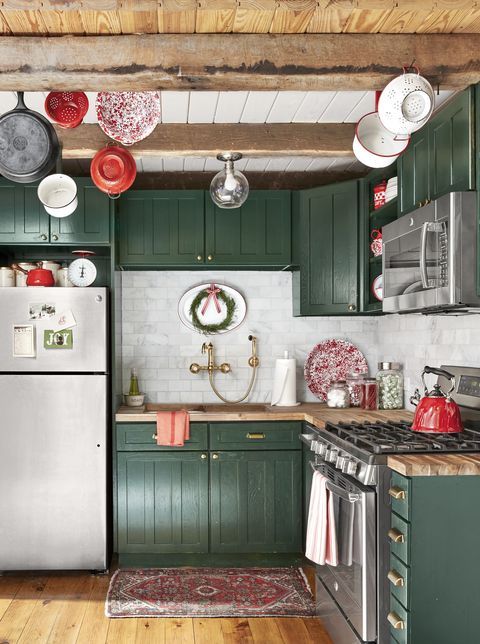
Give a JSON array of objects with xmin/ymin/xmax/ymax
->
[{"xmin": 325, "ymin": 480, "xmax": 361, "ymax": 504}]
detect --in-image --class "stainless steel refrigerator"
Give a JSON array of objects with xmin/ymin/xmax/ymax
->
[{"xmin": 0, "ymin": 288, "xmax": 108, "ymax": 571}]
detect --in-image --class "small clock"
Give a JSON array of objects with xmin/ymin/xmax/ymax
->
[{"xmin": 68, "ymin": 250, "xmax": 97, "ymax": 287}]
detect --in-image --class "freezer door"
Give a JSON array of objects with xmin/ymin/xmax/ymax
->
[
  {"xmin": 0, "ymin": 288, "xmax": 107, "ymax": 372},
  {"xmin": 0, "ymin": 374, "xmax": 107, "ymax": 570}
]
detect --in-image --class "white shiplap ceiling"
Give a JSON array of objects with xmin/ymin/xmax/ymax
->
[{"xmin": 0, "ymin": 90, "xmax": 454, "ymax": 173}]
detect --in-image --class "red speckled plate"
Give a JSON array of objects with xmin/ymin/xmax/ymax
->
[{"xmin": 304, "ymin": 339, "xmax": 368, "ymax": 401}]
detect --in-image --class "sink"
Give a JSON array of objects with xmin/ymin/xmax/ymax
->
[
  {"xmin": 144, "ymin": 403, "xmax": 268, "ymax": 414},
  {"xmin": 145, "ymin": 403, "xmax": 204, "ymax": 413},
  {"xmin": 201, "ymin": 404, "xmax": 267, "ymax": 413}
]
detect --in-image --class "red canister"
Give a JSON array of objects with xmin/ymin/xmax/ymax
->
[{"xmin": 361, "ymin": 378, "xmax": 378, "ymax": 410}]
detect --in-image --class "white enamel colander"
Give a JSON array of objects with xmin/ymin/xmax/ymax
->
[
  {"xmin": 353, "ymin": 111, "xmax": 410, "ymax": 168},
  {"xmin": 378, "ymin": 67, "xmax": 435, "ymax": 136}
]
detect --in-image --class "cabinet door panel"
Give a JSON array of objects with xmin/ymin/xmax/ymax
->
[
  {"xmin": 210, "ymin": 450, "xmax": 302, "ymax": 553},
  {"xmin": 118, "ymin": 191, "xmax": 204, "ymax": 266},
  {"xmin": 117, "ymin": 452, "xmax": 209, "ymax": 554},
  {"xmin": 205, "ymin": 191, "xmax": 291, "ymax": 266},
  {"xmin": 398, "ymin": 130, "xmax": 429, "ymax": 215},
  {"xmin": 294, "ymin": 181, "xmax": 358, "ymax": 315},
  {"xmin": 0, "ymin": 182, "xmax": 49, "ymax": 243},
  {"xmin": 50, "ymin": 180, "xmax": 111, "ymax": 244}
]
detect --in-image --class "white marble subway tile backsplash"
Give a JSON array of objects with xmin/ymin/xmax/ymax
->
[{"xmin": 119, "ymin": 271, "xmax": 480, "ymax": 407}]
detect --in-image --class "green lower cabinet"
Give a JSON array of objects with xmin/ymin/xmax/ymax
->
[
  {"xmin": 117, "ymin": 451, "xmax": 209, "ymax": 554},
  {"xmin": 210, "ymin": 450, "xmax": 302, "ymax": 554},
  {"xmin": 387, "ymin": 471, "xmax": 480, "ymax": 644}
]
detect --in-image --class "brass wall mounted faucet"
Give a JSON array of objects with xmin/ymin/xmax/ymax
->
[{"xmin": 189, "ymin": 342, "xmax": 231, "ymax": 374}]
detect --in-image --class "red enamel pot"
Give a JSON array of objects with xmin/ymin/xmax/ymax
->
[
  {"xmin": 12, "ymin": 263, "xmax": 55, "ymax": 287},
  {"xmin": 90, "ymin": 144, "xmax": 137, "ymax": 199}
]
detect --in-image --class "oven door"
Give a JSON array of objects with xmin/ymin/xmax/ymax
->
[
  {"xmin": 313, "ymin": 463, "xmax": 376, "ymax": 642},
  {"xmin": 382, "ymin": 202, "xmax": 446, "ymax": 312}
]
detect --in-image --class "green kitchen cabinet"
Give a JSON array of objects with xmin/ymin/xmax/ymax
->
[
  {"xmin": 292, "ymin": 179, "xmax": 359, "ymax": 316},
  {"xmin": 0, "ymin": 178, "xmax": 111, "ymax": 245},
  {"xmin": 49, "ymin": 179, "xmax": 111, "ymax": 244},
  {"xmin": 117, "ymin": 190, "xmax": 204, "ymax": 266},
  {"xmin": 386, "ymin": 469, "xmax": 480, "ymax": 644},
  {"xmin": 117, "ymin": 451, "xmax": 209, "ymax": 554},
  {"xmin": 204, "ymin": 191, "xmax": 291, "ymax": 267},
  {"xmin": 398, "ymin": 87, "xmax": 474, "ymax": 216},
  {"xmin": 210, "ymin": 449, "xmax": 302, "ymax": 554}
]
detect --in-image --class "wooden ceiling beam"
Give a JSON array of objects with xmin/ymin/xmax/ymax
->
[
  {"xmin": 0, "ymin": 33, "xmax": 478, "ymax": 90},
  {"xmin": 56, "ymin": 123, "xmax": 356, "ymax": 159}
]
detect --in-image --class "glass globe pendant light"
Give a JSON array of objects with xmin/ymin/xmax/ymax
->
[{"xmin": 210, "ymin": 152, "xmax": 249, "ymax": 209}]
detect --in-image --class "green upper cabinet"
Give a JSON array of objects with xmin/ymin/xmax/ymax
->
[
  {"xmin": 49, "ymin": 179, "xmax": 111, "ymax": 245},
  {"xmin": 398, "ymin": 87, "xmax": 474, "ymax": 216},
  {"xmin": 117, "ymin": 190, "xmax": 205, "ymax": 266},
  {"xmin": 292, "ymin": 180, "xmax": 359, "ymax": 316},
  {"xmin": 205, "ymin": 191, "xmax": 291, "ymax": 267},
  {"xmin": 0, "ymin": 181, "xmax": 49, "ymax": 244},
  {"xmin": 0, "ymin": 178, "xmax": 111, "ymax": 245},
  {"xmin": 209, "ymin": 450, "xmax": 302, "ymax": 554}
]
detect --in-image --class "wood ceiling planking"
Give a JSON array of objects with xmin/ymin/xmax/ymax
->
[{"xmin": 3, "ymin": 2, "xmax": 480, "ymax": 34}]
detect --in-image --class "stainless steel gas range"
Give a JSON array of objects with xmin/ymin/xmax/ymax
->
[{"xmin": 301, "ymin": 365, "xmax": 480, "ymax": 644}]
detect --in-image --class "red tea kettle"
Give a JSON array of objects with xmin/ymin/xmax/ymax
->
[{"xmin": 410, "ymin": 366, "xmax": 463, "ymax": 433}]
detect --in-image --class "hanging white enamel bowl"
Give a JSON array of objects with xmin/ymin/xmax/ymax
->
[
  {"xmin": 378, "ymin": 69, "xmax": 435, "ymax": 135},
  {"xmin": 37, "ymin": 174, "xmax": 78, "ymax": 218},
  {"xmin": 353, "ymin": 111, "xmax": 410, "ymax": 168}
]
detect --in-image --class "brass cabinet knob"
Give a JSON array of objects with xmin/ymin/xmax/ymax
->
[
  {"xmin": 200, "ymin": 453, "xmax": 207, "ymax": 460},
  {"xmin": 196, "ymin": 255, "xmax": 203, "ymax": 261},
  {"xmin": 387, "ymin": 611, "xmax": 405, "ymax": 630},
  {"xmin": 348, "ymin": 304, "xmax": 356, "ymax": 311},
  {"xmin": 52, "ymin": 235, "xmax": 59, "ymax": 241},
  {"xmin": 387, "ymin": 569, "xmax": 405, "ymax": 587},
  {"xmin": 207, "ymin": 255, "xmax": 213, "ymax": 261},
  {"xmin": 388, "ymin": 486, "xmax": 406, "ymax": 500},
  {"xmin": 212, "ymin": 453, "xmax": 219, "ymax": 460},
  {"xmin": 152, "ymin": 434, "xmax": 157, "ymax": 440},
  {"xmin": 40, "ymin": 234, "xmax": 48, "ymax": 241},
  {"xmin": 388, "ymin": 527, "xmax": 405, "ymax": 543}
]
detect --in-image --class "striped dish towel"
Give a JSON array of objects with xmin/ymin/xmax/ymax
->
[
  {"xmin": 156, "ymin": 411, "xmax": 190, "ymax": 447},
  {"xmin": 305, "ymin": 470, "xmax": 339, "ymax": 567}
]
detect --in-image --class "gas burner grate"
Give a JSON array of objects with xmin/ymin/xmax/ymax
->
[{"xmin": 325, "ymin": 420, "xmax": 480, "ymax": 455}]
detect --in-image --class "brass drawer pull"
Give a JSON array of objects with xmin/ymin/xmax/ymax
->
[
  {"xmin": 388, "ymin": 527, "xmax": 405, "ymax": 543},
  {"xmin": 389, "ymin": 486, "xmax": 406, "ymax": 500},
  {"xmin": 387, "ymin": 569, "xmax": 405, "ymax": 587},
  {"xmin": 152, "ymin": 434, "xmax": 157, "ymax": 440},
  {"xmin": 246, "ymin": 432, "xmax": 265, "ymax": 440},
  {"xmin": 387, "ymin": 611, "xmax": 405, "ymax": 630}
]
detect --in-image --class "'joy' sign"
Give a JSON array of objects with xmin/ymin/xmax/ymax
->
[{"xmin": 44, "ymin": 329, "xmax": 73, "ymax": 350}]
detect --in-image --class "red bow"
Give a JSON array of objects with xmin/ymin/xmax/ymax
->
[{"xmin": 201, "ymin": 283, "xmax": 222, "ymax": 316}]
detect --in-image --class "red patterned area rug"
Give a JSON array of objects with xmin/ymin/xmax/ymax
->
[{"xmin": 105, "ymin": 567, "xmax": 315, "ymax": 618}]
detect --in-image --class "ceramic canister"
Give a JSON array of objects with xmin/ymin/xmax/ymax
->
[
  {"xmin": 0, "ymin": 267, "xmax": 15, "ymax": 287},
  {"xmin": 57, "ymin": 266, "xmax": 73, "ymax": 287},
  {"xmin": 13, "ymin": 262, "xmax": 36, "ymax": 287}
]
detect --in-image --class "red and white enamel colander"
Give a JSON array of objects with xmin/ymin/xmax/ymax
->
[
  {"xmin": 90, "ymin": 145, "xmax": 137, "ymax": 199},
  {"xmin": 96, "ymin": 91, "xmax": 161, "ymax": 145}
]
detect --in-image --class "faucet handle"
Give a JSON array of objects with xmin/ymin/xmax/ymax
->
[{"xmin": 201, "ymin": 342, "xmax": 208, "ymax": 354}]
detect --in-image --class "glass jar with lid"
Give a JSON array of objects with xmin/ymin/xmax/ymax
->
[
  {"xmin": 361, "ymin": 378, "xmax": 378, "ymax": 410},
  {"xmin": 326, "ymin": 380, "xmax": 350, "ymax": 408},
  {"xmin": 376, "ymin": 362, "xmax": 403, "ymax": 410},
  {"xmin": 346, "ymin": 371, "xmax": 366, "ymax": 407}
]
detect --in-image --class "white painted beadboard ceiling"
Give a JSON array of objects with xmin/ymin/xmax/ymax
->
[{"xmin": 0, "ymin": 90, "xmax": 454, "ymax": 173}]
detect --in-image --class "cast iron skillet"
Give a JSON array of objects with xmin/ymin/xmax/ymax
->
[{"xmin": 0, "ymin": 91, "xmax": 59, "ymax": 183}]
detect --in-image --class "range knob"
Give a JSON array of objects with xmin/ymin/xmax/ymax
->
[
  {"xmin": 327, "ymin": 449, "xmax": 338, "ymax": 463},
  {"xmin": 310, "ymin": 440, "xmax": 318, "ymax": 453},
  {"xmin": 336, "ymin": 455, "xmax": 345, "ymax": 470},
  {"xmin": 318, "ymin": 443, "xmax": 328, "ymax": 457},
  {"xmin": 347, "ymin": 460, "xmax": 358, "ymax": 476},
  {"xmin": 341, "ymin": 458, "xmax": 351, "ymax": 474}
]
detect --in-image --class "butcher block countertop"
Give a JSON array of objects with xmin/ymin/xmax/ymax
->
[{"xmin": 116, "ymin": 403, "xmax": 480, "ymax": 476}]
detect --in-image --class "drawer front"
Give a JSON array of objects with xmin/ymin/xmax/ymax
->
[
  {"xmin": 388, "ymin": 553, "xmax": 409, "ymax": 609},
  {"xmin": 117, "ymin": 423, "xmax": 208, "ymax": 451},
  {"xmin": 209, "ymin": 422, "xmax": 302, "ymax": 450},
  {"xmin": 388, "ymin": 512, "xmax": 410, "ymax": 565},
  {"xmin": 389, "ymin": 471, "xmax": 411, "ymax": 521},
  {"xmin": 389, "ymin": 595, "xmax": 409, "ymax": 644}
]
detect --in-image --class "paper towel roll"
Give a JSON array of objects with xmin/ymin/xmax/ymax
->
[{"xmin": 271, "ymin": 354, "xmax": 300, "ymax": 406}]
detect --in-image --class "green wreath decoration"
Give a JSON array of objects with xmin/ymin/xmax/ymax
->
[{"xmin": 189, "ymin": 287, "xmax": 237, "ymax": 334}]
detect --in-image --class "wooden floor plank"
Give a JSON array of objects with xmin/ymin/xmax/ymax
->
[
  {"xmin": 163, "ymin": 618, "xmax": 195, "ymax": 643},
  {"xmin": 76, "ymin": 574, "xmax": 110, "ymax": 644},
  {"xmin": 134, "ymin": 617, "xmax": 166, "ymax": 644},
  {"xmin": 17, "ymin": 576, "xmax": 76, "ymax": 644},
  {"xmin": 106, "ymin": 615, "xmax": 138, "ymax": 644},
  {"xmin": 303, "ymin": 617, "xmax": 333, "ymax": 644},
  {"xmin": 47, "ymin": 574, "xmax": 95, "ymax": 644},
  {"xmin": 0, "ymin": 577, "xmax": 23, "ymax": 622},
  {"xmin": 0, "ymin": 576, "xmax": 48, "ymax": 644},
  {"xmin": 221, "ymin": 618, "xmax": 254, "ymax": 643},
  {"xmin": 248, "ymin": 617, "xmax": 284, "ymax": 643},
  {"xmin": 193, "ymin": 618, "xmax": 224, "ymax": 644},
  {"xmin": 275, "ymin": 617, "xmax": 311, "ymax": 644}
]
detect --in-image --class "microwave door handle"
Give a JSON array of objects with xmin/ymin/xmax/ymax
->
[
  {"xmin": 420, "ymin": 221, "xmax": 431, "ymax": 289},
  {"xmin": 325, "ymin": 480, "xmax": 361, "ymax": 504}
]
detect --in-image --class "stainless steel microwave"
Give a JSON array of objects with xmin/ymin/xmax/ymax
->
[{"xmin": 382, "ymin": 191, "xmax": 480, "ymax": 314}]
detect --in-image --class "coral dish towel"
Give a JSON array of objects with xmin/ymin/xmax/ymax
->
[
  {"xmin": 305, "ymin": 470, "xmax": 339, "ymax": 567},
  {"xmin": 156, "ymin": 411, "xmax": 190, "ymax": 447}
]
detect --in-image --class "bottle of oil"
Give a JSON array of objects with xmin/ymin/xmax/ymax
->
[{"xmin": 129, "ymin": 368, "xmax": 140, "ymax": 396}]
